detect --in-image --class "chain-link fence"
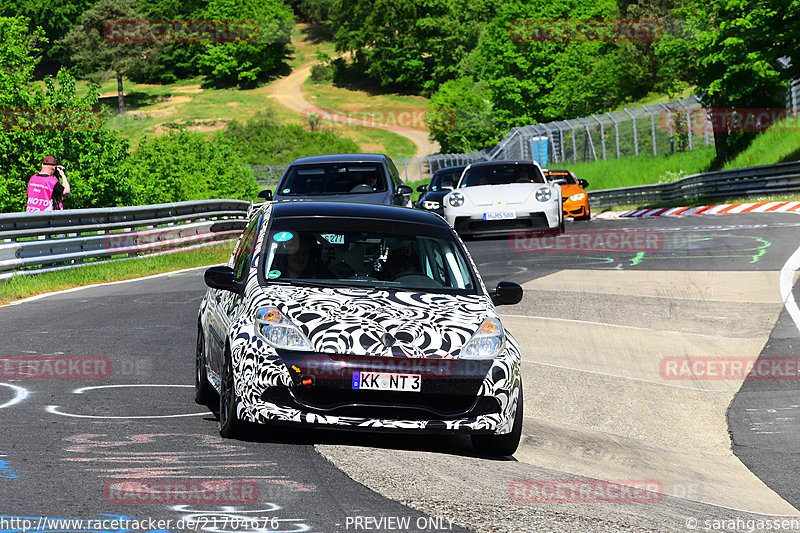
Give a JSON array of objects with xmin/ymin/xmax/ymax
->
[{"xmin": 250, "ymin": 164, "xmax": 288, "ymax": 190}]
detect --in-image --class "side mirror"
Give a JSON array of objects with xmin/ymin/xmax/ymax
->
[
  {"xmin": 258, "ymin": 189, "xmax": 273, "ymax": 201},
  {"xmin": 440, "ymin": 181, "xmax": 454, "ymax": 191},
  {"xmin": 397, "ymin": 185, "xmax": 413, "ymax": 196},
  {"xmin": 490, "ymin": 281, "xmax": 523, "ymax": 306},
  {"xmin": 578, "ymin": 179, "xmax": 589, "ymax": 189},
  {"xmin": 416, "ymin": 184, "xmax": 428, "ymax": 193},
  {"xmin": 205, "ymin": 265, "xmax": 241, "ymax": 294}
]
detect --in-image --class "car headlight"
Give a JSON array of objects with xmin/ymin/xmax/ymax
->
[
  {"xmin": 255, "ymin": 308, "xmax": 313, "ymax": 351},
  {"xmin": 448, "ymin": 192, "xmax": 465, "ymax": 207},
  {"xmin": 460, "ymin": 318, "xmax": 505, "ymax": 359},
  {"xmin": 422, "ymin": 200, "xmax": 442, "ymax": 210},
  {"xmin": 535, "ymin": 187, "xmax": 552, "ymax": 202},
  {"xmin": 568, "ymin": 193, "xmax": 586, "ymax": 201}
]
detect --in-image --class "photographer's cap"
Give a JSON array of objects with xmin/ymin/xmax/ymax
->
[{"xmin": 42, "ymin": 155, "xmax": 58, "ymax": 166}]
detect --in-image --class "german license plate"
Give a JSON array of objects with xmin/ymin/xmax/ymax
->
[
  {"xmin": 483, "ymin": 211, "xmax": 516, "ymax": 220},
  {"xmin": 352, "ymin": 371, "xmax": 421, "ymax": 392}
]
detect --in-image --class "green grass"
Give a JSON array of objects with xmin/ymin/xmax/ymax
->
[
  {"xmin": 560, "ymin": 148, "xmax": 716, "ymax": 190},
  {"xmin": 0, "ymin": 243, "xmax": 233, "ymax": 306}
]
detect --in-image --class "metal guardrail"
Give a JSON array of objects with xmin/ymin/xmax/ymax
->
[
  {"xmin": 588, "ymin": 161, "xmax": 800, "ymax": 209},
  {"xmin": 0, "ymin": 200, "xmax": 251, "ymax": 279}
]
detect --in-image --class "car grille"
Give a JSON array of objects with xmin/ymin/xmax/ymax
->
[
  {"xmin": 261, "ymin": 387, "xmax": 500, "ymax": 420},
  {"xmin": 454, "ymin": 213, "xmax": 550, "ymax": 233}
]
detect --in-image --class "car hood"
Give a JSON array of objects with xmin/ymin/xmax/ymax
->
[
  {"xmin": 273, "ymin": 191, "xmax": 392, "ymax": 204},
  {"xmin": 253, "ymin": 285, "xmax": 492, "ymax": 358},
  {"xmin": 560, "ymin": 184, "xmax": 585, "ymax": 198},
  {"xmin": 458, "ymin": 183, "xmax": 547, "ymax": 206}
]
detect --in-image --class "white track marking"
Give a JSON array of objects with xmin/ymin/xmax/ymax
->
[
  {"xmin": 779, "ymin": 243, "xmax": 800, "ymax": 337},
  {"xmin": 0, "ymin": 383, "xmax": 30, "ymax": 409},
  {"xmin": 48, "ymin": 384, "xmax": 208, "ymax": 419},
  {"xmin": 500, "ymin": 313, "xmax": 751, "ymax": 340},
  {"xmin": 1, "ymin": 265, "xmax": 213, "ymax": 308}
]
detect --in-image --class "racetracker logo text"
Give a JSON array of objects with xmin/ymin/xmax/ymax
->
[
  {"xmin": 509, "ymin": 230, "xmax": 663, "ymax": 253},
  {"xmin": 660, "ymin": 356, "xmax": 800, "ymax": 380},
  {"xmin": 0, "ymin": 356, "xmax": 111, "ymax": 379},
  {"xmin": 509, "ymin": 479, "xmax": 664, "ymax": 503},
  {"xmin": 103, "ymin": 480, "xmax": 259, "ymax": 504}
]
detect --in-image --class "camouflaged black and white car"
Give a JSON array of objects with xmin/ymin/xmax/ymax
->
[{"xmin": 197, "ymin": 201, "xmax": 525, "ymax": 456}]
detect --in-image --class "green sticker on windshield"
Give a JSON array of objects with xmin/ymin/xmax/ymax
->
[
  {"xmin": 282, "ymin": 188, "xmax": 291, "ymax": 194},
  {"xmin": 273, "ymin": 231, "xmax": 293, "ymax": 242},
  {"xmin": 267, "ymin": 270, "xmax": 281, "ymax": 279}
]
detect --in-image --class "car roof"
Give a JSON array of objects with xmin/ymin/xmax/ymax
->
[
  {"xmin": 466, "ymin": 160, "xmax": 542, "ymax": 168},
  {"xmin": 269, "ymin": 201, "xmax": 449, "ymax": 227},
  {"xmin": 545, "ymin": 169, "xmax": 573, "ymax": 174},
  {"xmin": 433, "ymin": 165, "xmax": 466, "ymax": 174},
  {"xmin": 287, "ymin": 154, "xmax": 387, "ymax": 165}
]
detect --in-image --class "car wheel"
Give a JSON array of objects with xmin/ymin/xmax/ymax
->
[
  {"xmin": 471, "ymin": 387, "xmax": 523, "ymax": 457},
  {"xmin": 195, "ymin": 326, "xmax": 215, "ymax": 405},
  {"xmin": 219, "ymin": 350, "xmax": 244, "ymax": 439}
]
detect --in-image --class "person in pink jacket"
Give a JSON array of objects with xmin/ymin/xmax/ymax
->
[{"xmin": 26, "ymin": 155, "xmax": 71, "ymax": 212}]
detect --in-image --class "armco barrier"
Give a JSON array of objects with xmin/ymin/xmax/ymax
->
[
  {"xmin": 0, "ymin": 200, "xmax": 251, "ymax": 279},
  {"xmin": 589, "ymin": 160, "xmax": 800, "ymax": 209}
]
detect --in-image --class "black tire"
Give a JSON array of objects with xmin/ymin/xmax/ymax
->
[
  {"xmin": 195, "ymin": 326, "xmax": 215, "ymax": 405},
  {"xmin": 219, "ymin": 350, "xmax": 244, "ymax": 439},
  {"xmin": 471, "ymin": 387, "xmax": 524, "ymax": 457}
]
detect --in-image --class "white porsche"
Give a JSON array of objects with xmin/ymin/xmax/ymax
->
[{"xmin": 442, "ymin": 160, "xmax": 564, "ymax": 237}]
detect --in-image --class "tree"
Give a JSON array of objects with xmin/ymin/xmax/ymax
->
[
  {"xmin": 331, "ymin": 0, "xmax": 498, "ymax": 94},
  {"xmin": 196, "ymin": 0, "xmax": 294, "ymax": 88},
  {"xmin": 656, "ymin": 0, "xmax": 800, "ymax": 162},
  {"xmin": 59, "ymin": 0, "xmax": 157, "ymax": 114},
  {"xmin": 426, "ymin": 77, "xmax": 503, "ymax": 153},
  {"xmin": 126, "ymin": 130, "xmax": 259, "ymax": 204}
]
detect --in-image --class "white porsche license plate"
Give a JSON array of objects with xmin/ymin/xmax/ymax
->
[
  {"xmin": 352, "ymin": 371, "xmax": 421, "ymax": 392},
  {"xmin": 483, "ymin": 211, "xmax": 516, "ymax": 220}
]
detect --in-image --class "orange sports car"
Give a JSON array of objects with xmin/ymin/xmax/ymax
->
[{"xmin": 545, "ymin": 169, "xmax": 591, "ymax": 221}]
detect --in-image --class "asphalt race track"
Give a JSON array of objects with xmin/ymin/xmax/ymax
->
[{"xmin": 2, "ymin": 212, "xmax": 800, "ymax": 533}]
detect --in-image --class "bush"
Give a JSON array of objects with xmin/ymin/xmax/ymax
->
[
  {"xmin": 426, "ymin": 77, "xmax": 503, "ymax": 153},
  {"xmin": 223, "ymin": 111, "xmax": 361, "ymax": 165},
  {"xmin": 127, "ymin": 130, "xmax": 259, "ymax": 204}
]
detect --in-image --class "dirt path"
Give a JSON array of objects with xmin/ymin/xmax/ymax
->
[{"xmin": 268, "ymin": 57, "xmax": 440, "ymax": 160}]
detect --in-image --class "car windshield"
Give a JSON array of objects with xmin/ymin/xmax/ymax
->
[
  {"xmin": 430, "ymin": 168, "xmax": 463, "ymax": 191},
  {"xmin": 546, "ymin": 171, "xmax": 577, "ymax": 185},
  {"xmin": 460, "ymin": 164, "xmax": 545, "ymax": 187},
  {"xmin": 278, "ymin": 163, "xmax": 388, "ymax": 196},
  {"xmin": 261, "ymin": 221, "xmax": 477, "ymax": 294}
]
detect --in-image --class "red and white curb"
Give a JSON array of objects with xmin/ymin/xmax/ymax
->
[{"xmin": 594, "ymin": 201, "xmax": 800, "ymax": 219}]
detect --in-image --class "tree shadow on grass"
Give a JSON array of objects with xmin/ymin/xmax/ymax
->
[{"xmin": 98, "ymin": 91, "xmax": 167, "ymax": 114}]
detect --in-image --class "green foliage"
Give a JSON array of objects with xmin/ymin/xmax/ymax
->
[
  {"xmin": 0, "ymin": 0, "xmax": 94, "ymax": 60},
  {"xmin": 195, "ymin": 0, "xmax": 294, "ymax": 88},
  {"xmin": 223, "ymin": 110, "xmax": 361, "ymax": 165},
  {"xmin": 0, "ymin": 67, "xmax": 132, "ymax": 213},
  {"xmin": 126, "ymin": 129, "xmax": 259, "ymax": 204},
  {"xmin": 58, "ymin": 0, "xmax": 157, "ymax": 112},
  {"xmin": 655, "ymin": 0, "xmax": 800, "ymax": 161},
  {"xmin": 331, "ymin": 0, "xmax": 497, "ymax": 93},
  {"xmin": 0, "ymin": 16, "xmax": 45, "ymax": 108},
  {"xmin": 426, "ymin": 77, "xmax": 502, "ymax": 153}
]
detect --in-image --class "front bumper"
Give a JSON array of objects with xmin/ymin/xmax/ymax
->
[
  {"xmin": 229, "ymin": 330, "xmax": 521, "ymax": 435},
  {"xmin": 562, "ymin": 199, "xmax": 590, "ymax": 218},
  {"xmin": 449, "ymin": 212, "xmax": 561, "ymax": 236}
]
